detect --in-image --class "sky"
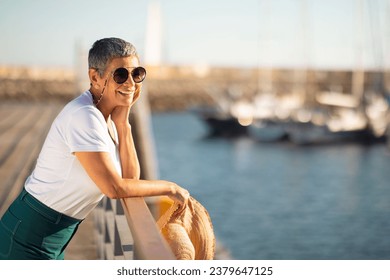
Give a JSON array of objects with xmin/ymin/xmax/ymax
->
[{"xmin": 0, "ymin": 0, "xmax": 389, "ymax": 70}]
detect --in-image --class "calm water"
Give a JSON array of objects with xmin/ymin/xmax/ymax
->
[{"xmin": 151, "ymin": 112, "xmax": 390, "ymax": 260}]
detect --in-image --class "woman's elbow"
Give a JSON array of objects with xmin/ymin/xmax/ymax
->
[
  {"xmin": 100, "ymin": 177, "xmax": 136, "ymax": 199},
  {"xmin": 102, "ymin": 180, "xmax": 122, "ymax": 199},
  {"xmin": 105, "ymin": 190, "xmax": 119, "ymax": 199},
  {"xmin": 101, "ymin": 187, "xmax": 118, "ymax": 199}
]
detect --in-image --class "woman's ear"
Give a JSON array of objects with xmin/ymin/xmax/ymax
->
[{"xmin": 88, "ymin": 68, "xmax": 101, "ymax": 89}]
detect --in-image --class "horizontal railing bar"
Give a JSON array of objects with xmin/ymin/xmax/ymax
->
[{"xmin": 121, "ymin": 197, "xmax": 175, "ymax": 260}]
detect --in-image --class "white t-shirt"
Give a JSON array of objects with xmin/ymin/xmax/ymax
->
[{"xmin": 25, "ymin": 91, "xmax": 122, "ymax": 219}]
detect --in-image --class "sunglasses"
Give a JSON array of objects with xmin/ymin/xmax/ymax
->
[{"xmin": 111, "ymin": 66, "xmax": 146, "ymax": 84}]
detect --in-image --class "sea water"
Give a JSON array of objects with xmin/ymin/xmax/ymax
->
[{"xmin": 151, "ymin": 111, "xmax": 390, "ymax": 260}]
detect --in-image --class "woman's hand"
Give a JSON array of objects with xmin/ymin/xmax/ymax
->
[
  {"xmin": 168, "ymin": 183, "xmax": 190, "ymax": 208},
  {"xmin": 111, "ymin": 105, "xmax": 131, "ymax": 126},
  {"xmin": 129, "ymin": 89, "xmax": 141, "ymax": 107},
  {"xmin": 111, "ymin": 89, "xmax": 141, "ymax": 126}
]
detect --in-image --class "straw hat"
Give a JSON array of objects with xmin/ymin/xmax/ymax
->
[{"xmin": 157, "ymin": 196, "xmax": 215, "ymax": 260}]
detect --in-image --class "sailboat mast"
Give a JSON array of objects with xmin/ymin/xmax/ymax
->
[
  {"xmin": 351, "ymin": 0, "xmax": 365, "ymax": 104},
  {"xmin": 257, "ymin": 0, "xmax": 273, "ymax": 95}
]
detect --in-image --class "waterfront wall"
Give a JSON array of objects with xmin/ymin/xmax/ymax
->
[{"xmin": 0, "ymin": 65, "xmax": 388, "ymax": 111}]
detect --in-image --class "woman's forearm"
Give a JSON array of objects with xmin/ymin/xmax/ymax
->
[
  {"xmin": 112, "ymin": 178, "xmax": 177, "ymax": 199},
  {"xmin": 114, "ymin": 123, "xmax": 174, "ymax": 199},
  {"xmin": 116, "ymin": 123, "xmax": 141, "ymax": 180},
  {"xmin": 75, "ymin": 151, "xmax": 189, "ymax": 204}
]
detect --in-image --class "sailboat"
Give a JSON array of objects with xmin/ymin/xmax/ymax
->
[
  {"xmin": 247, "ymin": 1, "xmax": 300, "ymax": 143},
  {"xmin": 285, "ymin": 0, "xmax": 388, "ymax": 145},
  {"xmin": 190, "ymin": 85, "xmax": 251, "ymax": 137}
]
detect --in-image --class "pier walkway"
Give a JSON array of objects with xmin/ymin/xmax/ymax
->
[
  {"xmin": 0, "ymin": 101, "xmax": 98, "ymax": 259},
  {"xmin": 0, "ymin": 100, "xmax": 227, "ymax": 260}
]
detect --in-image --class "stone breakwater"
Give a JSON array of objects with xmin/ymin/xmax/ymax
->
[
  {"xmin": 0, "ymin": 66, "xmax": 77, "ymax": 102},
  {"xmin": 0, "ymin": 77, "xmax": 214, "ymax": 111},
  {"xmin": 0, "ymin": 65, "xmax": 388, "ymax": 112},
  {"xmin": 0, "ymin": 78, "xmax": 76, "ymax": 102},
  {"xmin": 0, "ymin": 66, "xmax": 216, "ymax": 111}
]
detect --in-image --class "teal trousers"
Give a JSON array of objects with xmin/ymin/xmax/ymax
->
[{"xmin": 0, "ymin": 189, "xmax": 82, "ymax": 260}]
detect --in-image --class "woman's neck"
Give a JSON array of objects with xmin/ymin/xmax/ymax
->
[{"xmin": 89, "ymin": 88, "xmax": 113, "ymax": 121}]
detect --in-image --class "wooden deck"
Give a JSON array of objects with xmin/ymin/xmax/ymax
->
[{"xmin": 0, "ymin": 100, "xmax": 98, "ymax": 259}]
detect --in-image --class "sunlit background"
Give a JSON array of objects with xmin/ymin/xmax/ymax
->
[
  {"xmin": 1, "ymin": 0, "xmax": 390, "ymax": 260},
  {"xmin": 1, "ymin": 0, "xmax": 389, "ymax": 69}
]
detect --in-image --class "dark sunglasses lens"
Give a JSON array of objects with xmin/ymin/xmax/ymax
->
[
  {"xmin": 113, "ymin": 68, "xmax": 129, "ymax": 84},
  {"xmin": 131, "ymin": 67, "xmax": 146, "ymax": 83}
]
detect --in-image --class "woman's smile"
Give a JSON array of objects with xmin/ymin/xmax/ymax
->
[{"xmin": 117, "ymin": 90, "xmax": 134, "ymax": 96}]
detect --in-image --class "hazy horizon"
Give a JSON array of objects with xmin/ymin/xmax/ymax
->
[{"xmin": 1, "ymin": 0, "xmax": 389, "ymax": 71}]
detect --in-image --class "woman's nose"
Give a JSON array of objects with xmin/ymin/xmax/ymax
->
[{"xmin": 124, "ymin": 75, "xmax": 136, "ymax": 86}]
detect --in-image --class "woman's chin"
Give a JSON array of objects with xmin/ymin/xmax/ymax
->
[{"xmin": 121, "ymin": 99, "xmax": 133, "ymax": 106}]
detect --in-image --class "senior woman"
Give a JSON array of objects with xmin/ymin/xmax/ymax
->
[{"xmin": 0, "ymin": 37, "xmax": 189, "ymax": 260}]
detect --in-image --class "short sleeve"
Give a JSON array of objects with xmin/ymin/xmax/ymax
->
[{"xmin": 66, "ymin": 106, "xmax": 110, "ymax": 153}]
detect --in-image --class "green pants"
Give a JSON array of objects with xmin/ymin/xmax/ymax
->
[{"xmin": 0, "ymin": 188, "xmax": 82, "ymax": 260}]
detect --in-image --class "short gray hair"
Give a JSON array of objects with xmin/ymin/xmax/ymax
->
[{"xmin": 88, "ymin": 37, "xmax": 138, "ymax": 76}]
